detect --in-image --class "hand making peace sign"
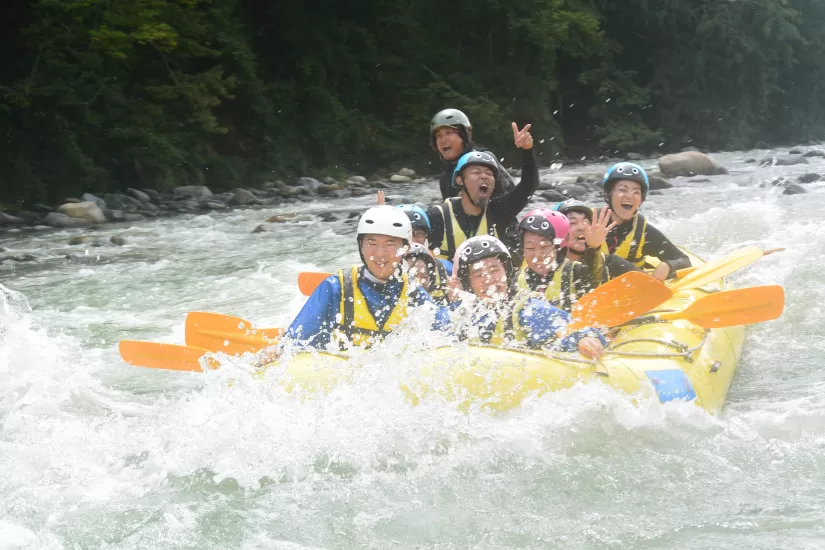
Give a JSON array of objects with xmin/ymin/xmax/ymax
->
[
  {"xmin": 584, "ymin": 206, "xmax": 619, "ymax": 249},
  {"xmin": 512, "ymin": 122, "xmax": 533, "ymax": 150}
]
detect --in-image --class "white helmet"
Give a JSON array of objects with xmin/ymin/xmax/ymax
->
[{"xmin": 356, "ymin": 206, "xmax": 413, "ymax": 243}]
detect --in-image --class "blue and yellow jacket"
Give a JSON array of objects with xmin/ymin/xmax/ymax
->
[{"xmin": 287, "ymin": 265, "xmax": 450, "ymax": 349}]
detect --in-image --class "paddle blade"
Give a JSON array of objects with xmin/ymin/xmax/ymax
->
[
  {"xmin": 660, "ymin": 285, "xmax": 785, "ymax": 328},
  {"xmin": 568, "ymin": 271, "xmax": 674, "ymax": 332},
  {"xmin": 119, "ymin": 341, "xmax": 217, "ymax": 372},
  {"xmin": 185, "ymin": 311, "xmax": 282, "ymax": 354},
  {"xmin": 670, "ymin": 246, "xmax": 763, "ymax": 292},
  {"xmin": 298, "ymin": 272, "xmax": 332, "ymax": 296}
]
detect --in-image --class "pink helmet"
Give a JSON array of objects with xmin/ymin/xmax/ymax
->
[{"xmin": 520, "ymin": 208, "xmax": 569, "ymax": 243}]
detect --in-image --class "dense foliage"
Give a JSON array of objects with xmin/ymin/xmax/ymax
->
[{"xmin": 1, "ymin": 0, "xmax": 823, "ymax": 204}]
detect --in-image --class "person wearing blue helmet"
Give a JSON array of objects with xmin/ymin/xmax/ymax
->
[
  {"xmin": 426, "ymin": 123, "xmax": 539, "ymax": 266},
  {"xmin": 601, "ymin": 162, "xmax": 690, "ymax": 281},
  {"xmin": 397, "ymin": 204, "xmax": 453, "ymax": 274}
]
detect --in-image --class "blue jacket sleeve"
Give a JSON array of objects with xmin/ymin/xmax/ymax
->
[
  {"xmin": 286, "ymin": 276, "xmax": 341, "ymax": 348},
  {"xmin": 409, "ymin": 287, "xmax": 452, "ymax": 331},
  {"xmin": 518, "ymin": 298, "xmax": 607, "ymax": 352},
  {"xmin": 439, "ymin": 259, "xmax": 454, "ymax": 276}
]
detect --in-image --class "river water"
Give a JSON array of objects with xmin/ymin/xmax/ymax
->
[{"xmin": 1, "ymin": 148, "xmax": 824, "ymax": 549}]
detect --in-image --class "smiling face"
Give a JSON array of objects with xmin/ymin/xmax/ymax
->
[
  {"xmin": 565, "ymin": 212, "xmax": 590, "ymax": 256},
  {"xmin": 522, "ymin": 231, "xmax": 557, "ymax": 277},
  {"xmin": 468, "ymin": 256, "xmax": 509, "ymax": 302},
  {"xmin": 360, "ymin": 234, "xmax": 407, "ymax": 280},
  {"xmin": 434, "ymin": 127, "xmax": 465, "ymax": 162},
  {"xmin": 609, "ymin": 180, "xmax": 643, "ymax": 222},
  {"xmin": 457, "ymin": 165, "xmax": 495, "ymax": 210}
]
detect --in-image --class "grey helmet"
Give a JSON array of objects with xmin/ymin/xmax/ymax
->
[{"xmin": 429, "ymin": 109, "xmax": 472, "ymax": 149}]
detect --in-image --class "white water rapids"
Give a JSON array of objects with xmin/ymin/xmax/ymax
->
[{"xmin": 1, "ymin": 148, "xmax": 824, "ymax": 548}]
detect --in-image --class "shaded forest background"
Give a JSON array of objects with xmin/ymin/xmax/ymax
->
[{"xmin": 2, "ymin": 0, "xmax": 825, "ymax": 204}]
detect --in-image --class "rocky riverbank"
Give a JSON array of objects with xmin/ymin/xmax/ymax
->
[{"xmin": 2, "ymin": 147, "xmax": 823, "ymax": 266}]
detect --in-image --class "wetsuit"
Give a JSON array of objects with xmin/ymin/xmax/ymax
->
[
  {"xmin": 427, "ymin": 148, "xmax": 539, "ymax": 264},
  {"xmin": 439, "ymin": 144, "xmax": 520, "ymax": 256},
  {"xmin": 518, "ymin": 247, "xmax": 603, "ymax": 312},
  {"xmin": 287, "ymin": 266, "xmax": 449, "ymax": 349},
  {"xmin": 605, "ymin": 214, "xmax": 691, "ymax": 273},
  {"xmin": 460, "ymin": 294, "xmax": 607, "ymax": 351}
]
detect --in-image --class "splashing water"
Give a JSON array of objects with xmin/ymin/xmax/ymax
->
[{"xmin": 1, "ymin": 148, "xmax": 825, "ymax": 548}]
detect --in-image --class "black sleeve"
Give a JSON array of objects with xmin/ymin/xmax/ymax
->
[
  {"xmin": 439, "ymin": 169, "xmax": 455, "ymax": 200},
  {"xmin": 572, "ymin": 258, "xmax": 597, "ymax": 296},
  {"xmin": 426, "ymin": 205, "xmax": 445, "ymax": 252},
  {"xmin": 488, "ymin": 148, "xmax": 539, "ymax": 228},
  {"xmin": 642, "ymin": 223, "xmax": 692, "ymax": 272},
  {"xmin": 604, "ymin": 254, "xmax": 644, "ymax": 279},
  {"xmin": 495, "ymin": 158, "xmax": 516, "ymax": 193}
]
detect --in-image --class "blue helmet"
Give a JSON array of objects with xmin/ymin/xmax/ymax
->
[
  {"xmin": 396, "ymin": 204, "xmax": 430, "ymax": 232},
  {"xmin": 603, "ymin": 162, "xmax": 649, "ymax": 203},
  {"xmin": 453, "ymin": 151, "xmax": 499, "ymax": 187}
]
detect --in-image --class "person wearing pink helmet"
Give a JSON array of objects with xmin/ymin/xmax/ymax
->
[{"xmin": 515, "ymin": 207, "xmax": 614, "ymax": 312}]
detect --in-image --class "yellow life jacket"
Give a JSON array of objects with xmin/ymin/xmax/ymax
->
[
  {"xmin": 435, "ymin": 198, "xmax": 498, "ymax": 260},
  {"xmin": 332, "ymin": 266, "xmax": 409, "ymax": 348},
  {"xmin": 427, "ymin": 260, "xmax": 450, "ymax": 304},
  {"xmin": 605, "ymin": 214, "xmax": 648, "ymax": 267},
  {"xmin": 516, "ymin": 261, "xmax": 577, "ymax": 312}
]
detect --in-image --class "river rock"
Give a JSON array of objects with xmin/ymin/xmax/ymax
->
[
  {"xmin": 789, "ymin": 148, "xmax": 804, "ymax": 154},
  {"xmin": 80, "ymin": 193, "xmax": 107, "ymax": 211},
  {"xmin": 397, "ymin": 168, "xmax": 416, "ymax": 178},
  {"xmin": 121, "ymin": 213, "xmax": 146, "ymax": 222},
  {"xmin": 1, "ymin": 253, "xmax": 37, "ymax": 263},
  {"xmin": 45, "ymin": 212, "xmax": 91, "ymax": 228},
  {"xmin": 317, "ymin": 184, "xmax": 347, "ymax": 195},
  {"xmin": 784, "ymin": 184, "xmax": 806, "ymax": 195},
  {"xmin": 321, "ymin": 177, "xmax": 339, "ymax": 186},
  {"xmin": 57, "ymin": 202, "xmax": 106, "ymax": 224},
  {"xmin": 266, "ymin": 213, "xmax": 297, "ymax": 223},
  {"xmin": 260, "ymin": 181, "xmax": 277, "ymax": 190},
  {"xmin": 204, "ymin": 201, "xmax": 230, "ymax": 210},
  {"xmin": 539, "ymin": 189, "xmax": 568, "ymax": 202},
  {"xmin": 110, "ymin": 236, "xmax": 126, "ymax": 246},
  {"xmin": 659, "ymin": 151, "xmax": 728, "ymax": 177},
  {"xmin": 104, "ymin": 193, "xmax": 142, "ymax": 212},
  {"xmin": 68, "ymin": 235, "xmax": 90, "ymax": 245},
  {"xmin": 228, "ymin": 188, "xmax": 256, "ymax": 206},
  {"xmin": 0, "ymin": 212, "xmax": 25, "ymax": 226},
  {"xmin": 681, "ymin": 146, "xmax": 701, "ymax": 153},
  {"xmin": 803, "ymin": 150, "xmax": 825, "ymax": 158},
  {"xmin": 760, "ymin": 155, "xmax": 809, "ymax": 166},
  {"xmin": 390, "ymin": 174, "xmax": 412, "ymax": 183},
  {"xmin": 647, "ymin": 173, "xmax": 673, "ymax": 190},
  {"xmin": 297, "ymin": 177, "xmax": 324, "ymax": 191},
  {"xmin": 798, "ymin": 173, "xmax": 822, "ymax": 183},
  {"xmin": 142, "ymin": 189, "xmax": 162, "ymax": 202},
  {"xmin": 347, "ymin": 176, "xmax": 368, "ymax": 185},
  {"xmin": 744, "ymin": 159, "xmax": 757, "ymax": 164},
  {"xmin": 127, "ymin": 188, "xmax": 151, "ymax": 203},
  {"xmin": 372, "ymin": 181, "xmax": 391, "ymax": 189},
  {"xmin": 626, "ymin": 153, "xmax": 644, "ymax": 161},
  {"xmin": 173, "ymin": 186, "xmax": 213, "ymax": 200},
  {"xmin": 251, "ymin": 224, "xmax": 270, "ymax": 234}
]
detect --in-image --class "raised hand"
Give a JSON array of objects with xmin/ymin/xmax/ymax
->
[
  {"xmin": 584, "ymin": 206, "xmax": 618, "ymax": 248},
  {"xmin": 376, "ymin": 190, "xmax": 385, "ymax": 205},
  {"xmin": 512, "ymin": 122, "xmax": 533, "ymax": 150}
]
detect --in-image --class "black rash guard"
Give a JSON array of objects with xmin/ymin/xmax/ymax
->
[
  {"xmin": 427, "ymin": 148, "xmax": 539, "ymax": 261},
  {"xmin": 605, "ymin": 217, "xmax": 691, "ymax": 272}
]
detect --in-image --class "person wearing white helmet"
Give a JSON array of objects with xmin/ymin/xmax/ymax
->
[
  {"xmin": 426, "ymin": 122, "xmax": 539, "ymax": 267},
  {"xmin": 450, "ymin": 236, "xmax": 606, "ymax": 359},
  {"xmin": 285, "ymin": 206, "xmax": 449, "ymax": 349}
]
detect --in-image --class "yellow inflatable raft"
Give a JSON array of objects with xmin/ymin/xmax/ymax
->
[{"xmin": 262, "ymin": 254, "xmax": 745, "ymax": 413}]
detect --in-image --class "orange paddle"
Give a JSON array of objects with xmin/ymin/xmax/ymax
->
[
  {"xmin": 298, "ymin": 272, "xmax": 332, "ymax": 296},
  {"xmin": 185, "ymin": 312, "xmax": 283, "ymax": 355},
  {"xmin": 119, "ymin": 341, "xmax": 219, "ymax": 372}
]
